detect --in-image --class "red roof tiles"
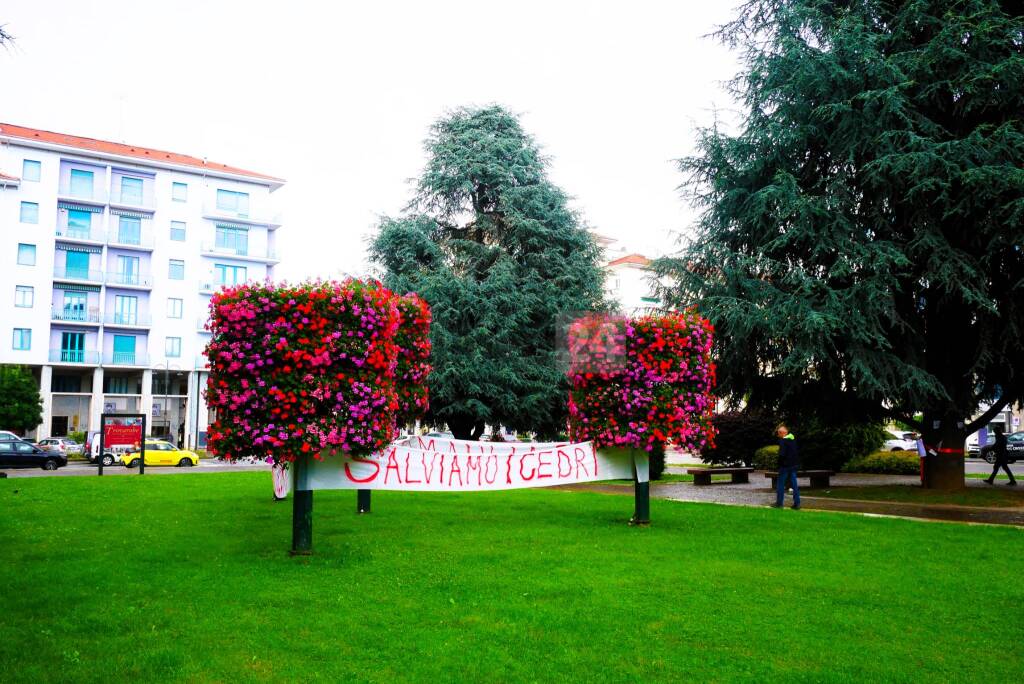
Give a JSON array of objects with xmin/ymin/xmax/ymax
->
[
  {"xmin": 607, "ymin": 253, "xmax": 652, "ymax": 267},
  {"xmin": 0, "ymin": 122, "xmax": 283, "ymax": 184}
]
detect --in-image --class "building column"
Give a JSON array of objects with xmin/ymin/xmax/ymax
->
[
  {"xmin": 141, "ymin": 369, "xmax": 154, "ymax": 437},
  {"xmin": 185, "ymin": 370, "xmax": 198, "ymax": 449},
  {"xmin": 90, "ymin": 367, "xmax": 104, "ymax": 433},
  {"xmin": 38, "ymin": 365, "xmax": 53, "ymax": 440},
  {"xmin": 197, "ymin": 371, "xmax": 210, "ymax": 447}
]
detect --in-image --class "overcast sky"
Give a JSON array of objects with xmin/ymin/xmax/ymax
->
[{"xmin": 1, "ymin": 1, "xmax": 741, "ymax": 281}]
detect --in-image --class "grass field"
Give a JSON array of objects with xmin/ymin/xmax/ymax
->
[
  {"xmin": 2, "ymin": 472, "xmax": 1023, "ymax": 683},
  {"xmin": 813, "ymin": 484, "xmax": 1024, "ymax": 508}
]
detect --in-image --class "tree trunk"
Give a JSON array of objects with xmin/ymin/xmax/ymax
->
[
  {"xmin": 446, "ymin": 415, "xmax": 477, "ymax": 441},
  {"xmin": 921, "ymin": 412, "xmax": 966, "ymax": 490}
]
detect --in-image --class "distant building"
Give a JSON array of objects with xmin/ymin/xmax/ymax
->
[
  {"xmin": 0, "ymin": 123, "xmax": 284, "ymax": 445},
  {"xmin": 593, "ymin": 232, "xmax": 662, "ymax": 315}
]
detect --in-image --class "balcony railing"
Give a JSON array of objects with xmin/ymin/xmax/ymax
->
[
  {"xmin": 49, "ymin": 349, "xmax": 101, "ymax": 364},
  {"xmin": 200, "ymin": 242, "xmax": 278, "ymax": 260},
  {"xmin": 58, "ymin": 186, "xmax": 107, "ymax": 204},
  {"xmin": 53, "ymin": 265, "xmax": 104, "ymax": 283},
  {"xmin": 105, "ymin": 352, "xmax": 150, "ymax": 366},
  {"xmin": 202, "ymin": 202, "xmax": 282, "ymax": 227},
  {"xmin": 109, "ymin": 189, "xmax": 155, "ymax": 210},
  {"xmin": 105, "ymin": 272, "xmax": 153, "ymax": 288},
  {"xmin": 197, "ymin": 316, "xmax": 212, "ymax": 332},
  {"xmin": 104, "ymin": 312, "xmax": 152, "ymax": 327},
  {"xmin": 107, "ymin": 231, "xmax": 154, "ymax": 249},
  {"xmin": 51, "ymin": 307, "xmax": 101, "ymax": 324},
  {"xmin": 55, "ymin": 226, "xmax": 105, "ymax": 243}
]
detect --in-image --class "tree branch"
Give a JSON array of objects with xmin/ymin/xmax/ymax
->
[{"xmin": 965, "ymin": 394, "xmax": 1012, "ymax": 433}]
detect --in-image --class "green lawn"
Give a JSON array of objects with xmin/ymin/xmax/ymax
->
[
  {"xmin": 813, "ymin": 484, "xmax": 1024, "ymax": 508},
  {"xmin": 2, "ymin": 473, "xmax": 1023, "ymax": 682}
]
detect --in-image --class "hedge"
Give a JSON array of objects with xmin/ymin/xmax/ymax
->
[{"xmin": 842, "ymin": 450, "xmax": 919, "ymax": 475}]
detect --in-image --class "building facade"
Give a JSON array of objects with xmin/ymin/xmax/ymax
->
[{"xmin": 0, "ymin": 123, "xmax": 284, "ymax": 446}]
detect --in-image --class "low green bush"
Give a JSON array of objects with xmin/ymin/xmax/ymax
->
[
  {"xmin": 753, "ymin": 445, "xmax": 778, "ymax": 470},
  {"xmin": 842, "ymin": 450, "xmax": 919, "ymax": 475},
  {"xmin": 67, "ymin": 430, "xmax": 86, "ymax": 444}
]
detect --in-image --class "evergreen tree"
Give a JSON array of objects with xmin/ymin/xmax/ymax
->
[
  {"xmin": 370, "ymin": 106, "xmax": 606, "ymax": 440},
  {"xmin": 656, "ymin": 1, "xmax": 1024, "ymax": 488},
  {"xmin": 0, "ymin": 365, "xmax": 42, "ymax": 435}
]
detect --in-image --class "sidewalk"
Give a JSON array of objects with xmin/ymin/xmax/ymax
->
[{"xmin": 571, "ymin": 468, "xmax": 1024, "ymax": 527}]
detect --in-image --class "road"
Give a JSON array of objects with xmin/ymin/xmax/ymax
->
[{"xmin": 0, "ymin": 459, "xmax": 271, "ymax": 478}]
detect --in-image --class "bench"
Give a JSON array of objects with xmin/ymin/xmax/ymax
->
[
  {"xmin": 687, "ymin": 467, "xmax": 754, "ymax": 485},
  {"xmin": 765, "ymin": 470, "xmax": 835, "ymax": 489}
]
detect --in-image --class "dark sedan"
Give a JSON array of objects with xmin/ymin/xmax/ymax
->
[
  {"xmin": 981, "ymin": 432, "xmax": 1024, "ymax": 464},
  {"xmin": 0, "ymin": 440, "xmax": 68, "ymax": 470}
]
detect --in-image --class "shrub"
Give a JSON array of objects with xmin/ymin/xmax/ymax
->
[
  {"xmin": 785, "ymin": 420, "xmax": 886, "ymax": 471},
  {"xmin": 67, "ymin": 430, "xmax": 86, "ymax": 444},
  {"xmin": 700, "ymin": 410, "xmax": 777, "ymax": 466},
  {"xmin": 843, "ymin": 450, "xmax": 919, "ymax": 475},
  {"xmin": 753, "ymin": 445, "xmax": 779, "ymax": 470}
]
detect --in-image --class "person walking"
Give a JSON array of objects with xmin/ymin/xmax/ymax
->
[
  {"xmin": 984, "ymin": 426, "xmax": 1018, "ymax": 486},
  {"xmin": 772, "ymin": 424, "xmax": 801, "ymax": 509}
]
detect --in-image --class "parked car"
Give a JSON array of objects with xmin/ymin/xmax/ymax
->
[
  {"xmin": 0, "ymin": 440, "xmax": 67, "ymax": 470},
  {"xmin": 0, "ymin": 430, "xmax": 22, "ymax": 442},
  {"xmin": 121, "ymin": 439, "xmax": 199, "ymax": 468},
  {"xmin": 883, "ymin": 430, "xmax": 918, "ymax": 451},
  {"xmin": 36, "ymin": 437, "xmax": 84, "ymax": 456},
  {"xmin": 980, "ymin": 432, "xmax": 1024, "ymax": 464}
]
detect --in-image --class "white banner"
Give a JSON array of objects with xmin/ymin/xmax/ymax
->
[{"xmin": 295, "ymin": 438, "xmax": 648, "ymax": 492}]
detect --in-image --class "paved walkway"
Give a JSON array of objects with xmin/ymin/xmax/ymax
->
[{"xmin": 570, "ymin": 468, "xmax": 1024, "ymax": 527}]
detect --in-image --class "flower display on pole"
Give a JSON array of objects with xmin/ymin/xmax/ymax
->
[
  {"xmin": 393, "ymin": 293, "xmax": 432, "ymax": 426},
  {"xmin": 204, "ymin": 279, "xmax": 402, "ymax": 464},
  {"xmin": 567, "ymin": 311, "xmax": 716, "ymax": 452}
]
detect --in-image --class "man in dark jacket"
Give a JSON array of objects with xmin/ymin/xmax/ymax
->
[
  {"xmin": 984, "ymin": 426, "xmax": 1017, "ymax": 486},
  {"xmin": 772, "ymin": 425, "xmax": 801, "ymax": 509}
]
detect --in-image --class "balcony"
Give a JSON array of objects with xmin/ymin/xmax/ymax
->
[
  {"xmin": 105, "ymin": 272, "xmax": 153, "ymax": 289},
  {"xmin": 51, "ymin": 307, "xmax": 101, "ymax": 326},
  {"xmin": 197, "ymin": 316, "xmax": 212, "ymax": 333},
  {"xmin": 199, "ymin": 280, "xmax": 219, "ymax": 295},
  {"xmin": 55, "ymin": 226, "xmax": 105, "ymax": 245},
  {"xmin": 107, "ymin": 231, "xmax": 155, "ymax": 251},
  {"xmin": 195, "ymin": 354, "xmax": 210, "ymax": 370},
  {"xmin": 104, "ymin": 352, "xmax": 150, "ymax": 367},
  {"xmin": 49, "ymin": 349, "xmax": 101, "ymax": 365},
  {"xmin": 57, "ymin": 186, "xmax": 107, "ymax": 206},
  {"xmin": 104, "ymin": 312, "xmax": 152, "ymax": 329},
  {"xmin": 202, "ymin": 203, "xmax": 283, "ymax": 229},
  {"xmin": 53, "ymin": 265, "xmax": 104, "ymax": 284},
  {"xmin": 200, "ymin": 242, "xmax": 279, "ymax": 263},
  {"xmin": 109, "ymin": 188, "xmax": 155, "ymax": 212}
]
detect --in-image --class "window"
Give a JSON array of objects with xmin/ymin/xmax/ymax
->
[
  {"xmin": 69, "ymin": 169, "xmax": 94, "ymax": 198},
  {"xmin": 117, "ymin": 216, "xmax": 142, "ymax": 245},
  {"xmin": 15, "ymin": 286, "xmax": 33, "ymax": 308},
  {"xmin": 67, "ymin": 209, "xmax": 93, "ymax": 238},
  {"xmin": 52, "ymin": 375, "xmax": 80, "ymax": 392},
  {"xmin": 165, "ymin": 337, "xmax": 182, "ymax": 358},
  {"xmin": 172, "ymin": 182, "xmax": 187, "ymax": 202},
  {"xmin": 106, "ymin": 377, "xmax": 131, "ymax": 394},
  {"xmin": 169, "ymin": 259, "xmax": 185, "ymax": 280},
  {"xmin": 112, "ymin": 335, "xmax": 137, "ymax": 364},
  {"xmin": 120, "ymin": 177, "xmax": 144, "ymax": 205},
  {"xmin": 215, "ymin": 226, "xmax": 248, "ymax": 255},
  {"xmin": 22, "ymin": 160, "xmax": 41, "ymax": 182},
  {"xmin": 65, "ymin": 250, "xmax": 90, "ymax": 279},
  {"xmin": 216, "ymin": 189, "xmax": 249, "ymax": 216},
  {"xmin": 62, "ymin": 292, "xmax": 87, "ymax": 321},
  {"xmin": 116, "ymin": 256, "xmax": 140, "ymax": 285},
  {"xmin": 167, "ymin": 298, "xmax": 183, "ymax": 319},
  {"xmin": 17, "ymin": 244, "xmax": 36, "ymax": 266},
  {"xmin": 170, "ymin": 221, "xmax": 186, "ymax": 242},
  {"xmin": 20, "ymin": 202, "xmax": 38, "ymax": 224},
  {"xmin": 12, "ymin": 328, "xmax": 31, "ymax": 351},
  {"xmin": 60, "ymin": 331, "xmax": 85, "ymax": 362},
  {"xmin": 214, "ymin": 263, "xmax": 247, "ymax": 286},
  {"xmin": 113, "ymin": 295, "xmax": 138, "ymax": 325}
]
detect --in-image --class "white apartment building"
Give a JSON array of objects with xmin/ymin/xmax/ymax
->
[
  {"xmin": 0, "ymin": 123, "xmax": 284, "ymax": 446},
  {"xmin": 593, "ymin": 232, "xmax": 662, "ymax": 315}
]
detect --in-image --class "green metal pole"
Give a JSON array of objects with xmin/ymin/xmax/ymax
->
[
  {"xmin": 291, "ymin": 456, "xmax": 313, "ymax": 555},
  {"xmin": 630, "ymin": 449, "xmax": 650, "ymax": 526},
  {"xmin": 357, "ymin": 489, "xmax": 371, "ymax": 514}
]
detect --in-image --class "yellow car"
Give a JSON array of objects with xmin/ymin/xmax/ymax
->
[{"xmin": 121, "ymin": 440, "xmax": 200, "ymax": 468}]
